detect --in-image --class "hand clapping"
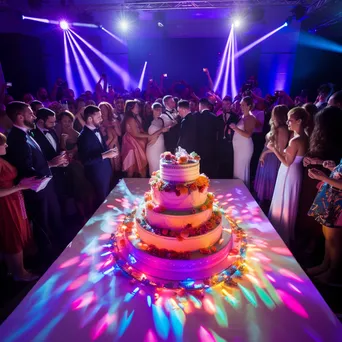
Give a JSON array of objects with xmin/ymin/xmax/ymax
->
[{"xmin": 308, "ymin": 168, "xmax": 326, "ymax": 181}]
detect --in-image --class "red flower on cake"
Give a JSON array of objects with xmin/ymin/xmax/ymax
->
[
  {"xmin": 178, "ymin": 155, "xmax": 189, "ymax": 164},
  {"xmin": 161, "ymin": 229, "xmax": 169, "ymax": 236},
  {"xmin": 200, "ymin": 205, "xmax": 208, "ymax": 211},
  {"xmin": 154, "ymin": 205, "xmax": 166, "ymax": 213},
  {"xmin": 146, "ymin": 202, "xmax": 154, "ymax": 210},
  {"xmin": 189, "ymin": 182, "xmax": 198, "ymax": 192},
  {"xmin": 144, "ymin": 191, "xmax": 152, "ymax": 202},
  {"xmin": 163, "ymin": 152, "xmax": 173, "ymax": 161}
]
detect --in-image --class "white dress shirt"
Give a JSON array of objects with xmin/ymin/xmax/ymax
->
[
  {"xmin": 38, "ymin": 127, "xmax": 57, "ymax": 151},
  {"xmin": 86, "ymin": 125, "xmax": 102, "ymax": 144}
]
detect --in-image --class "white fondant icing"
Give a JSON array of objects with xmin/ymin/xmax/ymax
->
[
  {"xmin": 136, "ymin": 219, "xmax": 222, "ymax": 252},
  {"xmin": 151, "ymin": 186, "xmax": 208, "ymax": 210},
  {"xmin": 160, "ymin": 161, "xmax": 200, "ymax": 183},
  {"xmin": 145, "ymin": 206, "xmax": 212, "ymax": 230}
]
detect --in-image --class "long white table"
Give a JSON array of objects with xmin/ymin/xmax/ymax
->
[{"xmin": 1, "ymin": 179, "xmax": 341, "ymax": 342}]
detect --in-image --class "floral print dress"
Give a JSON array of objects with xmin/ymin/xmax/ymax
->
[{"xmin": 308, "ymin": 159, "xmax": 342, "ymax": 228}]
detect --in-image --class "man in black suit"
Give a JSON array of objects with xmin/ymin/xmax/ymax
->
[
  {"xmin": 194, "ymin": 98, "xmax": 219, "ymax": 177},
  {"xmin": 32, "ymin": 108, "xmax": 69, "ymax": 209},
  {"xmin": 5, "ymin": 101, "xmax": 65, "ymax": 253},
  {"xmin": 160, "ymin": 95, "xmax": 180, "ymax": 153},
  {"xmin": 177, "ymin": 100, "xmax": 197, "ymax": 154},
  {"xmin": 217, "ymin": 96, "xmax": 239, "ymax": 179},
  {"xmin": 77, "ymin": 105, "xmax": 118, "ymax": 210}
]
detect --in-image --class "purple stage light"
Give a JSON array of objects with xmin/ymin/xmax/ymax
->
[
  {"xmin": 60, "ymin": 20, "xmax": 69, "ymax": 30},
  {"xmin": 72, "ymin": 22, "xmax": 98, "ymax": 28},
  {"xmin": 231, "ymin": 26, "xmax": 238, "ymax": 99},
  {"xmin": 235, "ymin": 23, "xmax": 287, "ymax": 59},
  {"xmin": 22, "ymin": 15, "xmax": 52, "ymax": 24},
  {"xmin": 101, "ymin": 27, "xmax": 126, "ymax": 46},
  {"xmin": 68, "ymin": 32, "xmax": 100, "ymax": 83},
  {"xmin": 66, "ymin": 31, "xmax": 93, "ymax": 92},
  {"xmin": 222, "ymin": 32, "xmax": 233, "ymax": 98},
  {"xmin": 138, "ymin": 61, "xmax": 148, "ymax": 90},
  {"xmin": 69, "ymin": 29, "xmax": 135, "ymax": 89},
  {"xmin": 214, "ymin": 29, "xmax": 233, "ymax": 92},
  {"xmin": 63, "ymin": 32, "xmax": 77, "ymax": 97}
]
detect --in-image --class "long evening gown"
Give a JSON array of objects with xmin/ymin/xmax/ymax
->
[
  {"xmin": 233, "ymin": 118, "xmax": 254, "ymax": 188},
  {"xmin": 146, "ymin": 118, "xmax": 165, "ymax": 173},
  {"xmin": 121, "ymin": 118, "xmax": 147, "ymax": 175},
  {"xmin": 0, "ymin": 158, "xmax": 32, "ymax": 254},
  {"xmin": 254, "ymin": 148, "xmax": 281, "ymax": 202},
  {"xmin": 269, "ymin": 156, "xmax": 304, "ymax": 246}
]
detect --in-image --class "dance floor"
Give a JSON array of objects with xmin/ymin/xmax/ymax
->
[{"xmin": 0, "ymin": 179, "xmax": 341, "ymax": 342}]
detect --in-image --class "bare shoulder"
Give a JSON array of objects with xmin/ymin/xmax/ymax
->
[{"xmin": 244, "ymin": 115, "xmax": 256, "ymax": 123}]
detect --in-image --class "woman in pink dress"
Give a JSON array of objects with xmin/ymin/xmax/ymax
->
[
  {"xmin": 121, "ymin": 100, "xmax": 167, "ymax": 177},
  {"xmin": 0, "ymin": 133, "xmax": 42, "ymax": 281}
]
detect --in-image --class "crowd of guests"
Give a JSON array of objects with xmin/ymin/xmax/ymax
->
[{"xmin": 0, "ymin": 74, "xmax": 342, "ymax": 286}]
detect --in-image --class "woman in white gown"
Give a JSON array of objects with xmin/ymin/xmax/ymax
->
[
  {"xmin": 268, "ymin": 107, "xmax": 308, "ymax": 246},
  {"xmin": 146, "ymin": 102, "xmax": 167, "ymax": 173},
  {"xmin": 230, "ymin": 96, "xmax": 256, "ymax": 188}
]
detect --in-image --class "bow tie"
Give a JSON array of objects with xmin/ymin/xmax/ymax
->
[
  {"xmin": 43, "ymin": 130, "xmax": 52, "ymax": 135},
  {"xmin": 93, "ymin": 128, "xmax": 100, "ymax": 133}
]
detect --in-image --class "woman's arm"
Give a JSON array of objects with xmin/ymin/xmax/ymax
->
[
  {"xmin": 0, "ymin": 177, "xmax": 42, "ymax": 197},
  {"xmin": 268, "ymin": 138, "xmax": 298, "ymax": 167},
  {"xmin": 230, "ymin": 116, "xmax": 256, "ymax": 138},
  {"xmin": 113, "ymin": 119, "xmax": 121, "ymax": 137},
  {"xmin": 127, "ymin": 118, "xmax": 162, "ymax": 139},
  {"xmin": 308, "ymin": 168, "xmax": 342, "ymax": 190}
]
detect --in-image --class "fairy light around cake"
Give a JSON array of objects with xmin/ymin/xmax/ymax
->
[{"xmin": 103, "ymin": 148, "xmax": 247, "ymax": 291}]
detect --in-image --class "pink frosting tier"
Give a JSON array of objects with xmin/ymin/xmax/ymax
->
[
  {"xmin": 151, "ymin": 186, "xmax": 208, "ymax": 210},
  {"xmin": 136, "ymin": 218, "xmax": 222, "ymax": 252},
  {"xmin": 120, "ymin": 222, "xmax": 233, "ymax": 281},
  {"xmin": 160, "ymin": 160, "xmax": 200, "ymax": 183},
  {"xmin": 145, "ymin": 205, "xmax": 212, "ymax": 230}
]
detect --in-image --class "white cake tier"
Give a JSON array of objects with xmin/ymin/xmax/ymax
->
[
  {"xmin": 136, "ymin": 219, "xmax": 222, "ymax": 252},
  {"xmin": 145, "ymin": 205, "xmax": 212, "ymax": 230},
  {"xmin": 151, "ymin": 186, "xmax": 208, "ymax": 210},
  {"xmin": 120, "ymin": 218, "xmax": 233, "ymax": 281},
  {"xmin": 160, "ymin": 160, "xmax": 200, "ymax": 183}
]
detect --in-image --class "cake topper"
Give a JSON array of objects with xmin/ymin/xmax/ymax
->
[{"xmin": 161, "ymin": 148, "xmax": 200, "ymax": 164}]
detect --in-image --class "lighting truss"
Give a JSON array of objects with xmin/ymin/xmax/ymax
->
[{"xmin": 85, "ymin": 0, "xmax": 307, "ymax": 12}]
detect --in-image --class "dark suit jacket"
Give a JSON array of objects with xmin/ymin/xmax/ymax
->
[
  {"xmin": 194, "ymin": 109, "xmax": 219, "ymax": 159},
  {"xmin": 5, "ymin": 126, "xmax": 51, "ymax": 180},
  {"xmin": 177, "ymin": 113, "xmax": 197, "ymax": 154},
  {"xmin": 217, "ymin": 112, "xmax": 239, "ymax": 144},
  {"xmin": 162, "ymin": 110, "xmax": 181, "ymax": 153},
  {"xmin": 77, "ymin": 126, "xmax": 112, "ymax": 200},
  {"xmin": 31, "ymin": 128, "xmax": 60, "ymax": 161}
]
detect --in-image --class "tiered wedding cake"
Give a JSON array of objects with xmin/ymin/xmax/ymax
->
[{"xmin": 118, "ymin": 149, "xmax": 233, "ymax": 281}]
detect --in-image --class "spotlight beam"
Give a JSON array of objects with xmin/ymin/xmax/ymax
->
[
  {"xmin": 66, "ymin": 31, "xmax": 93, "ymax": 92},
  {"xmin": 69, "ymin": 29, "xmax": 135, "ymax": 89},
  {"xmin": 299, "ymin": 31, "xmax": 342, "ymax": 53},
  {"xmin": 101, "ymin": 27, "xmax": 126, "ymax": 45},
  {"xmin": 63, "ymin": 32, "xmax": 77, "ymax": 97},
  {"xmin": 222, "ymin": 30, "xmax": 233, "ymax": 98},
  {"xmin": 68, "ymin": 32, "xmax": 100, "ymax": 83},
  {"xmin": 214, "ymin": 30, "xmax": 233, "ymax": 92},
  {"xmin": 138, "ymin": 61, "xmax": 148, "ymax": 90},
  {"xmin": 231, "ymin": 25, "xmax": 238, "ymax": 99},
  {"xmin": 235, "ymin": 23, "xmax": 287, "ymax": 59}
]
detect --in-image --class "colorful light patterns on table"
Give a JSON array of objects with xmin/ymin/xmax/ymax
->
[{"xmin": 101, "ymin": 211, "xmax": 248, "ymax": 292}]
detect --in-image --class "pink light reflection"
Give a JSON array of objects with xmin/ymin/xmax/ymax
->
[
  {"xmin": 198, "ymin": 326, "xmax": 215, "ymax": 342},
  {"xmin": 67, "ymin": 274, "xmax": 89, "ymax": 291},
  {"xmin": 144, "ymin": 329, "xmax": 158, "ymax": 342},
  {"xmin": 288, "ymin": 282, "xmax": 302, "ymax": 294},
  {"xmin": 203, "ymin": 297, "xmax": 216, "ymax": 315},
  {"xmin": 91, "ymin": 313, "xmax": 117, "ymax": 340},
  {"xmin": 72, "ymin": 291, "xmax": 96, "ymax": 310},
  {"xmin": 276, "ymin": 289, "xmax": 309, "ymax": 319},
  {"xmin": 59, "ymin": 256, "xmax": 80, "ymax": 269},
  {"xmin": 271, "ymin": 247, "xmax": 293, "ymax": 256},
  {"xmin": 279, "ymin": 268, "xmax": 304, "ymax": 283},
  {"xmin": 266, "ymin": 274, "xmax": 276, "ymax": 283}
]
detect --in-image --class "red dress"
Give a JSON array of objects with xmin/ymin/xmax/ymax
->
[{"xmin": 0, "ymin": 158, "xmax": 32, "ymax": 254}]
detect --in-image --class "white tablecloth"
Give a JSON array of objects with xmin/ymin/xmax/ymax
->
[{"xmin": 0, "ymin": 179, "xmax": 341, "ymax": 342}]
